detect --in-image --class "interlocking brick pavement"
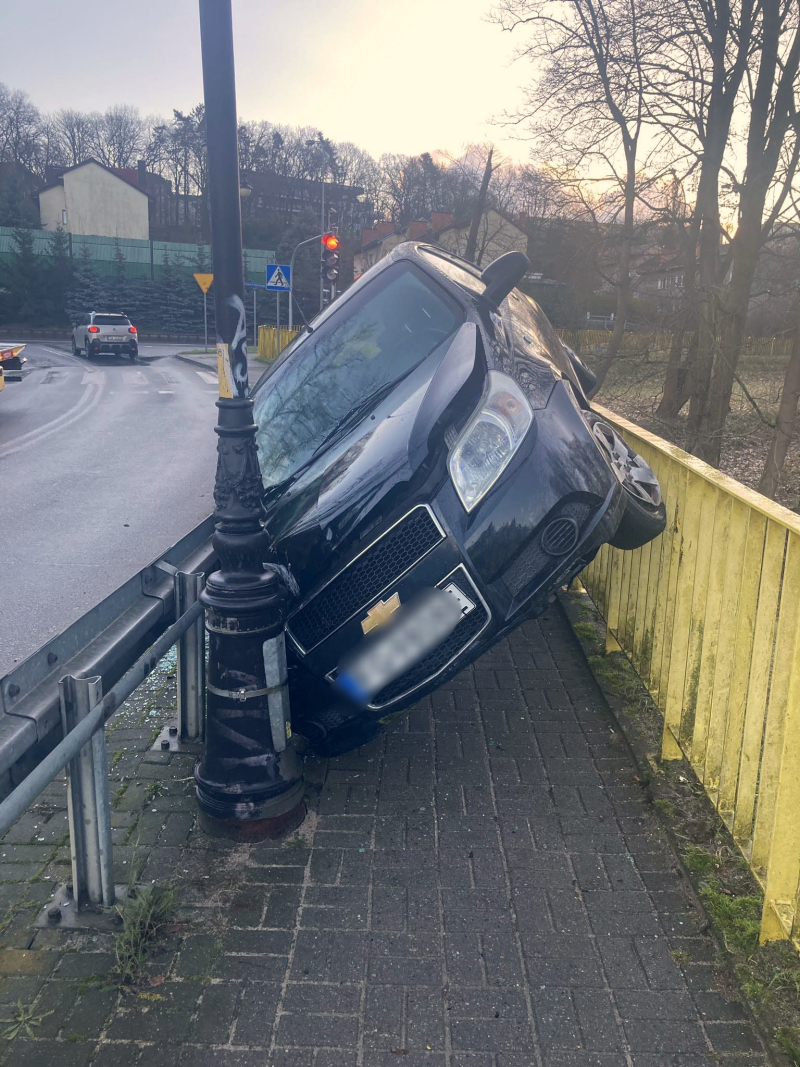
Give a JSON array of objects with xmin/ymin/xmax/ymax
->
[{"xmin": 0, "ymin": 605, "xmax": 769, "ymax": 1066}]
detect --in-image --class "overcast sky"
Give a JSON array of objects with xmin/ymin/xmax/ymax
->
[{"xmin": 2, "ymin": 0, "xmax": 530, "ymax": 161}]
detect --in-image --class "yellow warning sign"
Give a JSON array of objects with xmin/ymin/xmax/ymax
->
[{"xmin": 193, "ymin": 272, "xmax": 214, "ymax": 293}]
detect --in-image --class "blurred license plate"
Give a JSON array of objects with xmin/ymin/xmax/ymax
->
[
  {"xmin": 334, "ymin": 583, "xmax": 475, "ymax": 705},
  {"xmin": 105, "ymin": 335, "xmax": 120, "ymax": 342}
]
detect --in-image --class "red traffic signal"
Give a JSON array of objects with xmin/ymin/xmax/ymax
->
[{"xmin": 322, "ymin": 233, "xmax": 340, "ymax": 250}]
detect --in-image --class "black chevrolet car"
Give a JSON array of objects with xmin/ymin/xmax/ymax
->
[{"xmin": 252, "ymin": 242, "xmax": 664, "ymax": 753}]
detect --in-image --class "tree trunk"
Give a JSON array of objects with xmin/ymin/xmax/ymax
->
[
  {"xmin": 657, "ymin": 225, "xmax": 699, "ymax": 417},
  {"xmin": 588, "ymin": 152, "xmax": 636, "ymax": 397},
  {"xmin": 464, "ymin": 150, "xmax": 493, "ymax": 265},
  {"xmin": 685, "ymin": 139, "xmax": 726, "ymax": 452},
  {"xmin": 758, "ymin": 305, "xmax": 800, "ymax": 498}
]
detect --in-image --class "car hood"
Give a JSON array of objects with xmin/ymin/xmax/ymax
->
[{"xmin": 262, "ymin": 323, "xmax": 483, "ymax": 588}]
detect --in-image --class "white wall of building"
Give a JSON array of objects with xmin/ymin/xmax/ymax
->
[{"xmin": 39, "ymin": 162, "xmax": 149, "ymax": 240}]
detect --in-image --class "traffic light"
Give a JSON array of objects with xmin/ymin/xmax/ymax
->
[{"xmin": 321, "ymin": 233, "xmax": 340, "ymax": 286}]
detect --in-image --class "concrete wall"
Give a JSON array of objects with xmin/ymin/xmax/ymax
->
[
  {"xmin": 39, "ymin": 185, "xmax": 67, "ymax": 232},
  {"xmin": 40, "ymin": 162, "xmax": 149, "ymax": 240}
]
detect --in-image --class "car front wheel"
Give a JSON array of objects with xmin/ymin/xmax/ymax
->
[{"xmin": 588, "ymin": 417, "xmax": 666, "ymax": 550}]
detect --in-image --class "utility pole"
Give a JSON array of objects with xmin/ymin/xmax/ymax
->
[
  {"xmin": 195, "ymin": 0, "xmax": 304, "ymax": 840},
  {"xmin": 319, "ymin": 180, "xmax": 325, "ymax": 312}
]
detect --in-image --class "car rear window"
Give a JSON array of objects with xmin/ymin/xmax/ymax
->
[{"xmin": 93, "ymin": 315, "xmax": 130, "ymax": 326}]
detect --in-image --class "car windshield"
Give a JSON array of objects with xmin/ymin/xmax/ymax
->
[
  {"xmin": 93, "ymin": 315, "xmax": 130, "ymax": 326},
  {"xmin": 254, "ymin": 262, "xmax": 462, "ymax": 488}
]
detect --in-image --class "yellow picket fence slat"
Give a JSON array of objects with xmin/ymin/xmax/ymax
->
[
  {"xmin": 258, "ymin": 325, "xmax": 302, "ymax": 361},
  {"xmin": 581, "ymin": 405, "xmax": 800, "ymax": 949}
]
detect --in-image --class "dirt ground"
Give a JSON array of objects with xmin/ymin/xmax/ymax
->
[{"xmin": 587, "ymin": 341, "xmax": 800, "ymax": 513}]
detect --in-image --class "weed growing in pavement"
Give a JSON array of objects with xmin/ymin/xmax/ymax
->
[
  {"xmin": 699, "ymin": 882, "xmax": 761, "ymax": 956},
  {"xmin": 110, "ymin": 884, "xmax": 178, "ymax": 988},
  {"xmin": 776, "ymin": 1027, "xmax": 800, "ymax": 1065},
  {"xmin": 0, "ymin": 999, "xmax": 53, "ymax": 1041}
]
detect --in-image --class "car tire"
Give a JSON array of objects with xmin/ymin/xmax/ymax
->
[
  {"xmin": 587, "ymin": 415, "xmax": 666, "ymax": 550},
  {"xmin": 129, "ymin": 351, "xmax": 138, "ymax": 363},
  {"xmin": 610, "ymin": 492, "xmax": 667, "ymax": 550},
  {"xmin": 71, "ymin": 338, "xmax": 81, "ymax": 357}
]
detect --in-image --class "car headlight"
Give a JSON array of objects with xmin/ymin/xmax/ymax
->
[{"xmin": 448, "ymin": 371, "xmax": 533, "ymax": 511}]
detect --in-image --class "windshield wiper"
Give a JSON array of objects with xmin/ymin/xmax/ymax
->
[{"xmin": 310, "ymin": 379, "xmax": 399, "ymax": 460}]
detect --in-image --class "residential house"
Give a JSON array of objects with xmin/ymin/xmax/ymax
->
[
  {"xmin": 38, "ymin": 159, "xmax": 150, "ymax": 240},
  {"xmin": 354, "ymin": 209, "xmax": 528, "ymax": 276}
]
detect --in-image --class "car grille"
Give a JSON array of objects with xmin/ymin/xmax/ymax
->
[
  {"xmin": 504, "ymin": 501, "xmax": 595, "ymax": 597},
  {"xmin": 288, "ymin": 506, "xmax": 444, "ymax": 651},
  {"xmin": 371, "ymin": 596, "xmax": 489, "ymax": 707}
]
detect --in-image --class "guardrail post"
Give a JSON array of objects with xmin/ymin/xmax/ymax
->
[
  {"xmin": 59, "ymin": 675, "xmax": 114, "ymax": 909},
  {"xmin": 176, "ymin": 572, "xmax": 206, "ymax": 741}
]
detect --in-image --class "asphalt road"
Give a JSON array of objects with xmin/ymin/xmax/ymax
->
[{"xmin": 0, "ymin": 342, "xmax": 226, "ymax": 676}]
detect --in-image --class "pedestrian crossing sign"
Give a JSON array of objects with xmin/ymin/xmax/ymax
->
[{"xmin": 266, "ymin": 264, "xmax": 291, "ymax": 291}]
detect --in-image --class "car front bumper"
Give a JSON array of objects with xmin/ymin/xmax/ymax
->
[{"xmin": 285, "ymin": 382, "xmax": 625, "ymax": 723}]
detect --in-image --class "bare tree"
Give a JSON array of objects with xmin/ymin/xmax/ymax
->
[
  {"xmin": 492, "ymin": 0, "xmax": 650, "ymax": 392},
  {"xmin": 89, "ymin": 105, "xmax": 151, "ymax": 169},
  {"xmin": 51, "ymin": 109, "xmax": 95, "ymax": 167},
  {"xmin": 696, "ymin": 0, "xmax": 800, "ymax": 465},
  {"xmin": 0, "ymin": 83, "xmax": 41, "ymax": 169}
]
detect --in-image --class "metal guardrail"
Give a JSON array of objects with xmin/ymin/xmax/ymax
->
[
  {"xmin": 0, "ymin": 517, "xmax": 216, "ymax": 800},
  {"xmin": 581, "ymin": 404, "xmax": 800, "ymax": 951}
]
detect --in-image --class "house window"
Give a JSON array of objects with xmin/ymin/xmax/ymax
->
[
  {"xmin": 61, "ymin": 209, "xmax": 67, "ymax": 226},
  {"xmin": 676, "ymin": 274, "xmax": 684, "ymax": 288},
  {"xmin": 657, "ymin": 277, "xmax": 666, "ymax": 290}
]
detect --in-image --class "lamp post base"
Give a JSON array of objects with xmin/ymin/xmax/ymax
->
[{"xmin": 197, "ymin": 794, "xmax": 305, "ymax": 841}]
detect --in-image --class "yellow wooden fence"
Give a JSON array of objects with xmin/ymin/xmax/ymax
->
[
  {"xmin": 257, "ymin": 325, "xmax": 302, "ymax": 361},
  {"xmin": 581, "ymin": 405, "xmax": 800, "ymax": 948}
]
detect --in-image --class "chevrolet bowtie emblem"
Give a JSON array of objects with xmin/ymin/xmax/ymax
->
[{"xmin": 361, "ymin": 592, "xmax": 401, "ymax": 634}]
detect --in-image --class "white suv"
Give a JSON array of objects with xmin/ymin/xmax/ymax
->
[{"xmin": 72, "ymin": 312, "xmax": 139, "ymax": 361}]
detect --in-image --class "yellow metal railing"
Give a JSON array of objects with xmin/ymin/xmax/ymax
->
[
  {"xmin": 581, "ymin": 405, "xmax": 800, "ymax": 949},
  {"xmin": 258, "ymin": 325, "xmax": 302, "ymax": 361}
]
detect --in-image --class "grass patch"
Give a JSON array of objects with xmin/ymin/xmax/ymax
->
[
  {"xmin": 283, "ymin": 836, "xmax": 307, "ymax": 850},
  {"xmin": 572, "ymin": 621, "xmax": 598, "ymax": 642},
  {"xmin": 110, "ymin": 885, "xmax": 179, "ymax": 988},
  {"xmin": 699, "ymin": 881, "xmax": 761, "ymax": 957},
  {"xmin": 113, "ymin": 782, "xmax": 129, "ymax": 808},
  {"xmin": 110, "ymin": 750, "xmax": 124, "ymax": 771},
  {"xmin": 144, "ymin": 782, "xmax": 161, "ymax": 805},
  {"xmin": 653, "ymin": 798, "xmax": 677, "ymax": 817},
  {"xmin": 682, "ymin": 844, "xmax": 720, "ymax": 875}
]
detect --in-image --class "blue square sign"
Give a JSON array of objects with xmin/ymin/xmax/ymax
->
[{"xmin": 266, "ymin": 264, "xmax": 291, "ymax": 291}]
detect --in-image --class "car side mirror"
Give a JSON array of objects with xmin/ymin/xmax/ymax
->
[{"xmin": 480, "ymin": 251, "xmax": 530, "ymax": 307}]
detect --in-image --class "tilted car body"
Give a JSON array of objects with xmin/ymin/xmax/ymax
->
[
  {"xmin": 252, "ymin": 242, "xmax": 665, "ymax": 753},
  {"xmin": 72, "ymin": 312, "xmax": 138, "ymax": 360}
]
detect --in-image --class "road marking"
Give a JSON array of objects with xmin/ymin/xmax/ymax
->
[
  {"xmin": 0, "ymin": 378, "xmax": 104, "ymax": 460},
  {"xmin": 123, "ymin": 369, "xmax": 147, "ymax": 386},
  {"xmin": 81, "ymin": 371, "xmax": 105, "ymax": 385},
  {"xmin": 158, "ymin": 390, "xmax": 175, "ymax": 394},
  {"xmin": 196, "ymin": 371, "xmax": 218, "ymax": 385}
]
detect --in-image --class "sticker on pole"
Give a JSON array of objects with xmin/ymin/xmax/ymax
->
[
  {"xmin": 193, "ymin": 272, "xmax": 214, "ymax": 293},
  {"xmin": 266, "ymin": 264, "xmax": 291, "ymax": 291}
]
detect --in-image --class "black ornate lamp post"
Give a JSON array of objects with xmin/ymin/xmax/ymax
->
[{"xmin": 195, "ymin": 0, "xmax": 304, "ymax": 840}]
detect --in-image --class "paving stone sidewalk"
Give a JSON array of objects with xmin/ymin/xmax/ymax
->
[{"xmin": 0, "ymin": 604, "xmax": 769, "ymax": 1067}]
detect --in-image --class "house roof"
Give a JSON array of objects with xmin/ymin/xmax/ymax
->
[{"xmin": 37, "ymin": 159, "xmax": 151, "ymax": 200}]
